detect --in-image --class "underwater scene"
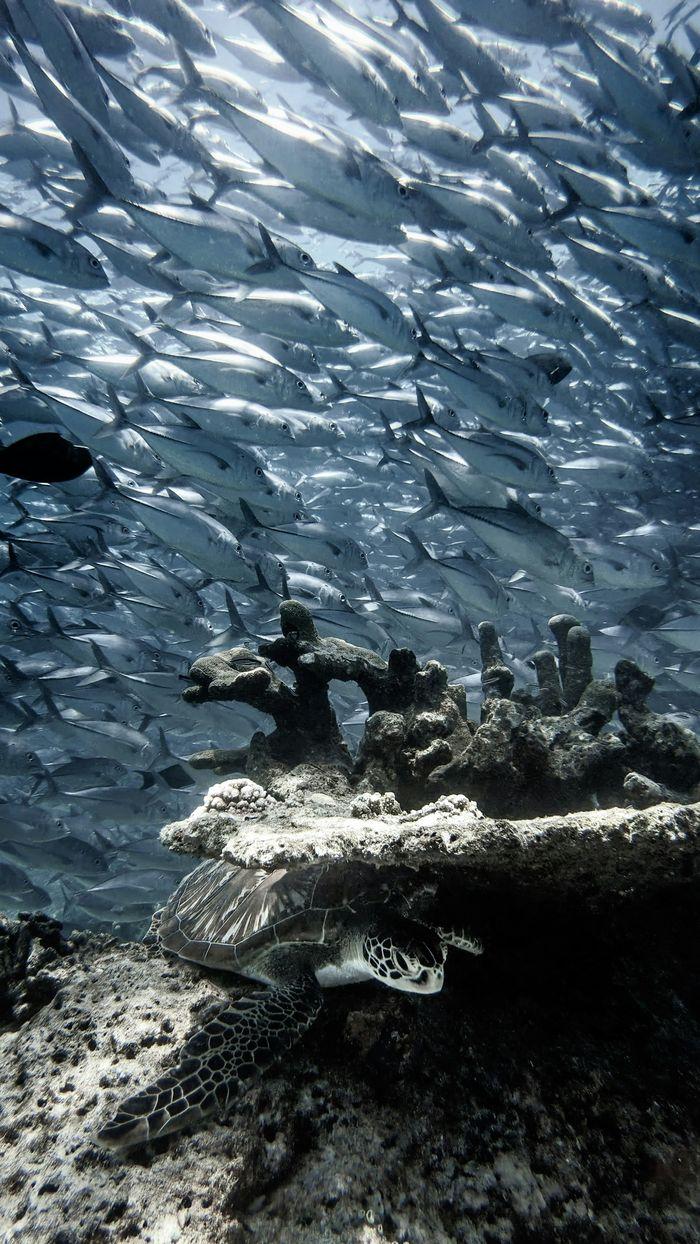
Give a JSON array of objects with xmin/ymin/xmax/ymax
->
[{"xmin": 0, "ymin": 0, "xmax": 699, "ymax": 1240}]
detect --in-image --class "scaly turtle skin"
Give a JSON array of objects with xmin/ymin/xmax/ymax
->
[{"xmin": 97, "ymin": 859, "xmax": 482, "ymax": 1152}]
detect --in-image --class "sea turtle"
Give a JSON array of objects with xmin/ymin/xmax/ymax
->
[{"xmin": 97, "ymin": 859, "xmax": 482, "ymax": 1151}]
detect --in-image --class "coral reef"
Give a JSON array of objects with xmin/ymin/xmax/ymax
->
[
  {"xmin": 0, "ymin": 912, "xmax": 75, "ymax": 1027},
  {"xmin": 184, "ymin": 602, "xmax": 700, "ymax": 816},
  {"xmin": 1, "ymin": 882, "xmax": 698, "ymax": 1243},
  {"xmin": 163, "ymin": 796, "xmax": 700, "ymax": 896}
]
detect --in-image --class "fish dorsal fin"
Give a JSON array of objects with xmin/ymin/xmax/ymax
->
[{"xmin": 334, "ymin": 262, "xmax": 355, "ymax": 277}]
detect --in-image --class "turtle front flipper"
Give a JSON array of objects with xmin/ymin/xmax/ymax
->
[{"xmin": 97, "ymin": 968, "xmax": 323, "ymax": 1152}]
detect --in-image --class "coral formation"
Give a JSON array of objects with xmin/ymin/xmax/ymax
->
[
  {"xmin": 203, "ymin": 779, "xmax": 277, "ymax": 818},
  {"xmin": 163, "ymin": 795, "xmax": 700, "ymax": 896},
  {"xmin": 184, "ymin": 602, "xmax": 700, "ymax": 816}
]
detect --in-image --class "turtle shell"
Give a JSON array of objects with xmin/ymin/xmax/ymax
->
[{"xmin": 158, "ymin": 858, "xmax": 419, "ymax": 973}]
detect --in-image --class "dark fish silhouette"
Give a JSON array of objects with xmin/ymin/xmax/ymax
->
[{"xmin": 0, "ymin": 432, "xmax": 92, "ymax": 482}]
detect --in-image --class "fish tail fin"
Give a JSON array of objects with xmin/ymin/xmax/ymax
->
[
  {"xmin": 328, "ymin": 373, "xmax": 353, "ymax": 398},
  {"xmin": 402, "ymin": 526, "xmax": 432, "ymax": 568},
  {"xmin": 16, "ymin": 699, "xmax": 40, "ymax": 732},
  {"xmin": 94, "ymin": 567, "xmax": 115, "ymax": 597},
  {"xmin": 250, "ymin": 562, "xmax": 275, "ymax": 596},
  {"xmin": 39, "ymin": 683, "xmax": 63, "ymax": 719},
  {"xmin": 245, "ymin": 222, "xmax": 286, "ymax": 277},
  {"xmin": 547, "ymin": 175, "xmax": 581, "ymax": 226},
  {"xmin": 472, "ymin": 101, "xmax": 504, "ymax": 151},
  {"xmin": 123, "ymin": 328, "xmax": 158, "ymax": 372},
  {"xmin": 7, "ymin": 358, "xmax": 33, "ymax": 389},
  {"xmin": 411, "ymin": 469, "xmax": 450, "ymax": 521},
  {"xmin": 225, "ymin": 588, "xmax": 250, "ymax": 632},
  {"xmin": 0, "ymin": 539, "xmax": 23, "ymax": 577},
  {"xmin": 91, "ymin": 457, "xmax": 120, "ymax": 499},
  {"xmin": 174, "ymin": 41, "xmax": 201, "ymax": 90},
  {"xmin": 68, "ymin": 142, "xmax": 114, "ymax": 218},
  {"xmin": 363, "ymin": 575, "xmax": 384, "ymax": 603},
  {"xmin": 239, "ymin": 497, "xmax": 265, "ymax": 531},
  {"xmin": 414, "ymin": 385, "xmax": 435, "ymax": 426},
  {"xmin": 103, "ymin": 385, "xmax": 129, "ymax": 431}
]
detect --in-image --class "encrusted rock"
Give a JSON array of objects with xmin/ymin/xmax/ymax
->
[{"xmin": 350, "ymin": 791, "xmax": 402, "ymax": 818}]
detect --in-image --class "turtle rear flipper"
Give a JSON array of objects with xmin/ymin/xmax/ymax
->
[{"xmin": 97, "ymin": 969, "xmax": 323, "ymax": 1152}]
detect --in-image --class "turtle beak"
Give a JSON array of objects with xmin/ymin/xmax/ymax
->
[{"xmin": 413, "ymin": 966, "xmax": 444, "ymax": 994}]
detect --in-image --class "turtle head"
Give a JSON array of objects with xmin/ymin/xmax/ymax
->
[{"xmin": 361, "ymin": 919, "xmax": 445, "ymax": 994}]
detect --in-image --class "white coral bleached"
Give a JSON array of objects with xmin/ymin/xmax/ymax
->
[
  {"xmin": 203, "ymin": 778, "xmax": 275, "ymax": 818},
  {"xmin": 350, "ymin": 791, "xmax": 402, "ymax": 818},
  {"xmin": 401, "ymin": 793, "xmax": 483, "ymax": 821}
]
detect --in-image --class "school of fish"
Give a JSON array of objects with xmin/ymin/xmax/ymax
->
[{"xmin": 0, "ymin": 0, "xmax": 699, "ymax": 934}]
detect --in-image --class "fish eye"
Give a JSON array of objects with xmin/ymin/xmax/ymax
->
[
  {"xmin": 447, "ymin": 407, "xmax": 457, "ymax": 419},
  {"xmin": 340, "ymin": 594, "xmax": 347, "ymax": 603},
  {"xmin": 584, "ymin": 562, "xmax": 592, "ymax": 574},
  {"xmin": 299, "ymin": 252, "xmax": 312, "ymax": 266},
  {"xmin": 88, "ymin": 255, "xmax": 101, "ymax": 269},
  {"xmin": 10, "ymin": 620, "xmax": 20, "ymax": 632},
  {"xmin": 294, "ymin": 489, "xmax": 303, "ymax": 501},
  {"xmin": 393, "ymin": 96, "xmax": 400, "ymax": 107},
  {"xmin": 255, "ymin": 466, "xmax": 264, "ymax": 476},
  {"xmin": 397, "ymin": 182, "xmax": 410, "ymax": 198},
  {"xmin": 548, "ymin": 466, "xmax": 556, "ymax": 479},
  {"xmin": 293, "ymin": 510, "xmax": 304, "ymax": 521},
  {"xmin": 542, "ymin": 410, "xmax": 549, "ymax": 422},
  {"xmin": 281, "ymin": 422, "xmax": 290, "ymax": 432},
  {"xmin": 360, "ymin": 550, "xmax": 368, "ymax": 564},
  {"xmin": 296, "ymin": 379, "xmax": 305, "ymax": 390},
  {"xmin": 439, "ymin": 85, "xmax": 447, "ymax": 97},
  {"xmin": 410, "ymin": 326, "xmax": 420, "ymax": 340},
  {"xmin": 25, "ymin": 751, "xmax": 33, "ymax": 762},
  {"xmin": 329, "ymin": 421, "xmax": 338, "ymax": 431},
  {"xmin": 652, "ymin": 562, "xmax": 661, "ymax": 573}
]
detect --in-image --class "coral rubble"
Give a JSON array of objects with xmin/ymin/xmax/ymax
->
[{"xmin": 184, "ymin": 602, "xmax": 700, "ymax": 816}]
